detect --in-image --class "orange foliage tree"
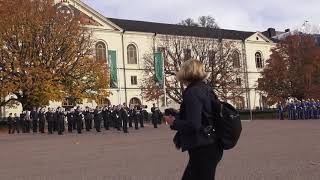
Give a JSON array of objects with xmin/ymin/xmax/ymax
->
[
  {"xmin": 258, "ymin": 35, "xmax": 320, "ymax": 105},
  {"xmin": 0, "ymin": 0, "xmax": 110, "ymax": 110}
]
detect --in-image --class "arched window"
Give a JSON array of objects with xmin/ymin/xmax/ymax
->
[
  {"xmin": 95, "ymin": 42, "xmax": 106, "ymax": 61},
  {"xmin": 127, "ymin": 44, "xmax": 137, "ymax": 64},
  {"xmin": 232, "ymin": 51, "xmax": 241, "ymax": 68},
  {"xmin": 255, "ymin": 52, "xmax": 263, "ymax": 68},
  {"xmin": 129, "ymin": 97, "xmax": 141, "ymax": 107}
]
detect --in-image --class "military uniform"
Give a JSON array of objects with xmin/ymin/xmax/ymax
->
[
  {"xmin": 46, "ymin": 111, "xmax": 54, "ymax": 134},
  {"xmin": 57, "ymin": 110, "xmax": 65, "ymax": 135},
  {"xmin": 137, "ymin": 106, "xmax": 144, "ymax": 128},
  {"xmin": 94, "ymin": 108, "xmax": 102, "ymax": 132},
  {"xmin": 7, "ymin": 115, "xmax": 13, "ymax": 134},
  {"xmin": 277, "ymin": 103, "xmax": 284, "ymax": 120},
  {"xmin": 103, "ymin": 108, "xmax": 110, "ymax": 130},
  {"xmin": 38, "ymin": 111, "xmax": 46, "ymax": 133},
  {"xmin": 128, "ymin": 108, "xmax": 134, "ymax": 128},
  {"xmin": 84, "ymin": 109, "xmax": 92, "ymax": 132},
  {"xmin": 30, "ymin": 109, "xmax": 39, "ymax": 133},
  {"xmin": 120, "ymin": 107, "xmax": 128, "ymax": 133}
]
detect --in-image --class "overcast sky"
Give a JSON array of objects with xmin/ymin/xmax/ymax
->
[{"xmin": 82, "ymin": 0, "xmax": 320, "ymax": 32}]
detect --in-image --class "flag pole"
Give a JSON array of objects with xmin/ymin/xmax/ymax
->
[{"xmin": 162, "ymin": 52, "xmax": 167, "ymax": 108}]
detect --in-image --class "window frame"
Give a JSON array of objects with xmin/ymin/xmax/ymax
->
[
  {"xmin": 232, "ymin": 51, "xmax": 241, "ymax": 68},
  {"xmin": 95, "ymin": 41, "xmax": 107, "ymax": 62},
  {"xmin": 131, "ymin": 76, "xmax": 138, "ymax": 85},
  {"xmin": 255, "ymin": 52, "xmax": 263, "ymax": 69},
  {"xmin": 127, "ymin": 44, "xmax": 138, "ymax": 64}
]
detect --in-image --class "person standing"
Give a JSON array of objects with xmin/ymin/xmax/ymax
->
[
  {"xmin": 74, "ymin": 107, "xmax": 83, "ymax": 134},
  {"xmin": 136, "ymin": 106, "xmax": 144, "ymax": 128},
  {"xmin": 30, "ymin": 107, "xmax": 39, "ymax": 133},
  {"xmin": 7, "ymin": 113, "xmax": 13, "ymax": 134},
  {"xmin": 115, "ymin": 105, "xmax": 122, "ymax": 131},
  {"xmin": 133, "ymin": 106, "xmax": 139, "ymax": 130},
  {"xmin": 46, "ymin": 108, "xmax": 54, "ymax": 134},
  {"xmin": 19, "ymin": 111, "xmax": 26, "ymax": 133},
  {"xmin": 94, "ymin": 107, "xmax": 102, "ymax": 132},
  {"xmin": 66, "ymin": 109, "xmax": 74, "ymax": 133},
  {"xmin": 24, "ymin": 110, "xmax": 31, "ymax": 133},
  {"xmin": 120, "ymin": 105, "xmax": 128, "ymax": 133},
  {"xmin": 56, "ymin": 107, "xmax": 64, "ymax": 135},
  {"xmin": 128, "ymin": 105, "xmax": 134, "ymax": 128},
  {"xmin": 164, "ymin": 59, "xmax": 223, "ymax": 180},
  {"xmin": 84, "ymin": 107, "xmax": 91, "ymax": 132},
  {"xmin": 13, "ymin": 113, "xmax": 20, "ymax": 134},
  {"xmin": 142, "ymin": 105, "xmax": 149, "ymax": 124},
  {"xmin": 102, "ymin": 106, "xmax": 110, "ymax": 130},
  {"xmin": 38, "ymin": 108, "xmax": 46, "ymax": 134},
  {"xmin": 151, "ymin": 104, "xmax": 157, "ymax": 128},
  {"xmin": 277, "ymin": 102, "xmax": 284, "ymax": 120}
]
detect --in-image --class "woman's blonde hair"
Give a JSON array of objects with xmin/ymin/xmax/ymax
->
[{"xmin": 176, "ymin": 59, "xmax": 207, "ymax": 83}]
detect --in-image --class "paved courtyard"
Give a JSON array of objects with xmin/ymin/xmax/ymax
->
[{"xmin": 0, "ymin": 120, "xmax": 320, "ymax": 180}]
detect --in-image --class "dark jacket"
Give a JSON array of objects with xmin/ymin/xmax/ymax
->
[{"xmin": 172, "ymin": 81, "xmax": 217, "ymax": 152}]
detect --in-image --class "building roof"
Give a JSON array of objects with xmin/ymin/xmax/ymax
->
[{"xmin": 107, "ymin": 18, "xmax": 255, "ymax": 40}]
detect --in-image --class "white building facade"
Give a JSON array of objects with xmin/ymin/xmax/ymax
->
[{"xmin": 0, "ymin": 0, "xmax": 278, "ymax": 117}]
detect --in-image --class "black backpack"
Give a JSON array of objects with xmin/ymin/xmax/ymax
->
[
  {"xmin": 205, "ymin": 87, "xmax": 242, "ymax": 150},
  {"xmin": 215, "ymin": 101, "xmax": 242, "ymax": 150}
]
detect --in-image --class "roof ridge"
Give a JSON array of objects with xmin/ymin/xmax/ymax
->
[{"xmin": 107, "ymin": 17, "xmax": 254, "ymax": 33}]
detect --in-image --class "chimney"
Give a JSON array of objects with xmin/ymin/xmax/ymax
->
[
  {"xmin": 285, "ymin": 29, "xmax": 290, "ymax": 33},
  {"xmin": 267, "ymin": 28, "xmax": 276, "ymax": 37}
]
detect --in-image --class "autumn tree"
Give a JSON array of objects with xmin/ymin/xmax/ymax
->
[
  {"xmin": 179, "ymin": 15, "xmax": 219, "ymax": 29},
  {"xmin": 0, "ymin": 0, "xmax": 110, "ymax": 110},
  {"xmin": 141, "ymin": 35, "xmax": 244, "ymax": 104},
  {"xmin": 258, "ymin": 35, "xmax": 320, "ymax": 104}
]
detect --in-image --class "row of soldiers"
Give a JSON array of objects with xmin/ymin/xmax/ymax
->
[
  {"xmin": 277, "ymin": 99, "xmax": 320, "ymax": 120},
  {"xmin": 7, "ymin": 104, "xmax": 163, "ymax": 135}
]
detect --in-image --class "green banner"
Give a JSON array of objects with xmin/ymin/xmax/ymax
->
[
  {"xmin": 154, "ymin": 52, "xmax": 164, "ymax": 86},
  {"xmin": 108, "ymin": 50, "xmax": 118, "ymax": 88}
]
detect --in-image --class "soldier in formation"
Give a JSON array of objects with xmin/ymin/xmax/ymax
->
[
  {"xmin": 6, "ymin": 103, "xmax": 163, "ymax": 135},
  {"xmin": 286, "ymin": 99, "xmax": 320, "ymax": 120}
]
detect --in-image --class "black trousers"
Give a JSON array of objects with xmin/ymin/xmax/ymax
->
[
  {"xmin": 68, "ymin": 119, "xmax": 73, "ymax": 133},
  {"xmin": 85, "ymin": 118, "xmax": 91, "ymax": 131},
  {"xmin": 25, "ymin": 121, "xmax": 31, "ymax": 133},
  {"xmin": 94, "ymin": 119, "xmax": 101, "ymax": 132},
  {"xmin": 32, "ymin": 120, "xmax": 38, "ymax": 133},
  {"xmin": 103, "ymin": 118, "xmax": 110, "ymax": 130},
  {"xmin": 123, "ymin": 119, "xmax": 128, "ymax": 133},
  {"xmin": 139, "ymin": 117, "xmax": 144, "ymax": 128},
  {"xmin": 128, "ymin": 117, "xmax": 133, "ymax": 128},
  {"xmin": 57, "ymin": 119, "xmax": 64, "ymax": 135},
  {"xmin": 48, "ymin": 121, "xmax": 54, "ymax": 134},
  {"xmin": 8, "ymin": 123, "xmax": 13, "ymax": 134},
  {"xmin": 134, "ymin": 118, "xmax": 139, "ymax": 130},
  {"xmin": 182, "ymin": 143, "xmax": 223, "ymax": 180},
  {"xmin": 39, "ymin": 120, "xmax": 45, "ymax": 133},
  {"xmin": 76, "ymin": 119, "xmax": 82, "ymax": 134},
  {"xmin": 152, "ymin": 118, "xmax": 158, "ymax": 128}
]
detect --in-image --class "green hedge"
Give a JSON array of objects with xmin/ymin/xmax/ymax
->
[
  {"xmin": 239, "ymin": 110, "xmax": 285, "ymax": 120},
  {"xmin": 0, "ymin": 119, "xmax": 7, "ymax": 129}
]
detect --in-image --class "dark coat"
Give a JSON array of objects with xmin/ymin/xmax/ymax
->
[{"xmin": 172, "ymin": 81, "xmax": 217, "ymax": 152}]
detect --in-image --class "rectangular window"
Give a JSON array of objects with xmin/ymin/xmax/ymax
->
[
  {"xmin": 184, "ymin": 48, "xmax": 191, "ymax": 60},
  {"xmin": 157, "ymin": 47, "xmax": 165, "ymax": 52},
  {"xmin": 236, "ymin": 78, "xmax": 242, "ymax": 86},
  {"xmin": 131, "ymin": 76, "xmax": 137, "ymax": 85}
]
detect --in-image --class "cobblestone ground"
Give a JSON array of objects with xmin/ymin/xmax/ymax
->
[{"xmin": 0, "ymin": 120, "xmax": 320, "ymax": 180}]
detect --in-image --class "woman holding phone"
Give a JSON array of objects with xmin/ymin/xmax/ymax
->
[{"xmin": 164, "ymin": 59, "xmax": 223, "ymax": 180}]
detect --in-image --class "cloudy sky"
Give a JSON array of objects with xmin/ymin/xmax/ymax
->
[{"xmin": 82, "ymin": 0, "xmax": 320, "ymax": 32}]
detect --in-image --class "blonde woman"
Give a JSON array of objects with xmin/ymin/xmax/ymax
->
[{"xmin": 164, "ymin": 59, "xmax": 223, "ymax": 180}]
